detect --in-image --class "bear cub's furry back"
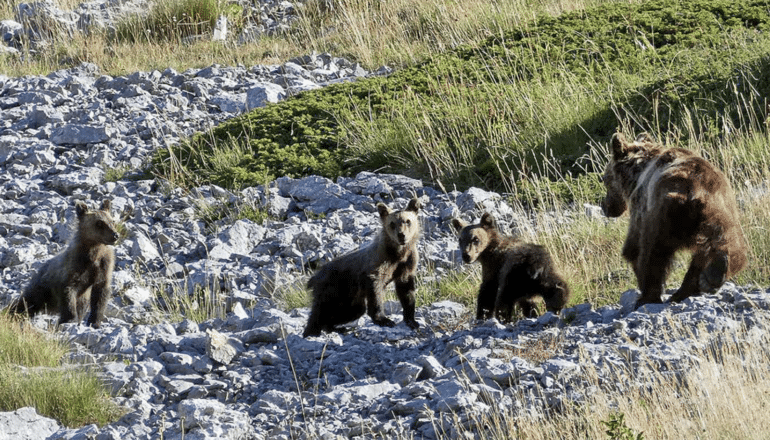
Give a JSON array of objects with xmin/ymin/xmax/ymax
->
[
  {"xmin": 303, "ymin": 198, "xmax": 422, "ymax": 337},
  {"xmin": 452, "ymin": 213, "xmax": 569, "ymax": 322},
  {"xmin": 9, "ymin": 199, "xmax": 119, "ymax": 328}
]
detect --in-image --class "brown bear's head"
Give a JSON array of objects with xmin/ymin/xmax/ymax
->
[
  {"xmin": 602, "ymin": 132, "xmax": 663, "ymax": 217},
  {"xmin": 377, "ymin": 198, "xmax": 421, "ymax": 246},
  {"xmin": 451, "ymin": 212, "xmax": 498, "ymax": 264},
  {"xmin": 601, "ymin": 132, "xmax": 638, "ymax": 217},
  {"xmin": 76, "ymin": 199, "xmax": 120, "ymax": 246},
  {"xmin": 542, "ymin": 280, "xmax": 570, "ymax": 313}
]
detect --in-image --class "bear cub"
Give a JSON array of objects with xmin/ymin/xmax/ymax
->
[
  {"xmin": 9, "ymin": 199, "xmax": 120, "ymax": 328},
  {"xmin": 452, "ymin": 213, "xmax": 569, "ymax": 322},
  {"xmin": 303, "ymin": 198, "xmax": 422, "ymax": 337},
  {"xmin": 601, "ymin": 132, "xmax": 748, "ymax": 308}
]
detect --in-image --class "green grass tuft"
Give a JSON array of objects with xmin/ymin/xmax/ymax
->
[{"xmin": 0, "ymin": 314, "xmax": 124, "ymax": 428}]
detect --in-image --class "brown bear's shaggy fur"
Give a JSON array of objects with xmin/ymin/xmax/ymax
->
[
  {"xmin": 452, "ymin": 213, "xmax": 569, "ymax": 322},
  {"xmin": 601, "ymin": 132, "xmax": 748, "ymax": 308},
  {"xmin": 303, "ymin": 198, "xmax": 421, "ymax": 337},
  {"xmin": 9, "ymin": 199, "xmax": 119, "ymax": 328}
]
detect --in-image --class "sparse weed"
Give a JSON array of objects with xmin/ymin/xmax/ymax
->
[
  {"xmin": 602, "ymin": 412, "xmax": 645, "ymax": 440},
  {"xmin": 103, "ymin": 165, "xmax": 131, "ymax": 183}
]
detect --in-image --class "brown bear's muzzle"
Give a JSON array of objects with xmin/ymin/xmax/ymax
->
[
  {"xmin": 601, "ymin": 195, "xmax": 626, "ymax": 218},
  {"xmin": 462, "ymin": 253, "xmax": 473, "ymax": 264}
]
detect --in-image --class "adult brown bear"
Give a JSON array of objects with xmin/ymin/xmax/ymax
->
[
  {"xmin": 9, "ymin": 199, "xmax": 120, "ymax": 328},
  {"xmin": 303, "ymin": 198, "xmax": 421, "ymax": 337},
  {"xmin": 601, "ymin": 132, "xmax": 748, "ymax": 308},
  {"xmin": 452, "ymin": 213, "xmax": 569, "ymax": 322}
]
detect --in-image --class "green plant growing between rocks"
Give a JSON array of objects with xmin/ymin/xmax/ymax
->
[{"xmin": 602, "ymin": 412, "xmax": 645, "ymax": 440}]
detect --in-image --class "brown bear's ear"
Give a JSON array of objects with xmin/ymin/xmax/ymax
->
[
  {"xmin": 480, "ymin": 212, "xmax": 496, "ymax": 229},
  {"xmin": 611, "ymin": 132, "xmax": 628, "ymax": 160},
  {"xmin": 635, "ymin": 132, "xmax": 653, "ymax": 143},
  {"xmin": 406, "ymin": 198, "xmax": 421, "ymax": 212},
  {"xmin": 377, "ymin": 202, "xmax": 391, "ymax": 221},
  {"xmin": 450, "ymin": 218, "xmax": 467, "ymax": 233},
  {"xmin": 75, "ymin": 201, "xmax": 89, "ymax": 218},
  {"xmin": 100, "ymin": 199, "xmax": 112, "ymax": 212}
]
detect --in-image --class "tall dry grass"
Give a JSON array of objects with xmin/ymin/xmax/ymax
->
[
  {"xmin": 476, "ymin": 321, "xmax": 770, "ymax": 439},
  {"xmin": 0, "ymin": 0, "xmax": 640, "ymax": 76}
]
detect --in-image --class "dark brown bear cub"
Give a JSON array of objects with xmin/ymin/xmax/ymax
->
[
  {"xmin": 601, "ymin": 132, "xmax": 748, "ymax": 308},
  {"xmin": 452, "ymin": 213, "xmax": 569, "ymax": 322},
  {"xmin": 9, "ymin": 199, "xmax": 119, "ymax": 328},
  {"xmin": 303, "ymin": 198, "xmax": 421, "ymax": 337}
]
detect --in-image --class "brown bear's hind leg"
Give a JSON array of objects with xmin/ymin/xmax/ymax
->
[{"xmin": 669, "ymin": 251, "xmax": 709, "ymax": 303}]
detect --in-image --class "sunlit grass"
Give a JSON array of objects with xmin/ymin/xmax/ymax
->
[
  {"xmin": 459, "ymin": 321, "xmax": 770, "ymax": 440},
  {"xmin": 0, "ymin": 313, "xmax": 124, "ymax": 428}
]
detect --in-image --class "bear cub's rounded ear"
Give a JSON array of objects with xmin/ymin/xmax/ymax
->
[
  {"xmin": 75, "ymin": 201, "xmax": 89, "ymax": 218},
  {"xmin": 611, "ymin": 132, "xmax": 629, "ymax": 160},
  {"xmin": 376, "ymin": 202, "xmax": 391, "ymax": 220},
  {"xmin": 450, "ymin": 218, "xmax": 467, "ymax": 233},
  {"xmin": 479, "ymin": 212, "xmax": 496, "ymax": 229},
  {"xmin": 406, "ymin": 198, "xmax": 421, "ymax": 212}
]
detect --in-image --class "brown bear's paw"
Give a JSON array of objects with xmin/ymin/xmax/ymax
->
[
  {"xmin": 302, "ymin": 326, "xmax": 322, "ymax": 338},
  {"xmin": 371, "ymin": 316, "xmax": 397, "ymax": 327},
  {"xmin": 699, "ymin": 254, "xmax": 728, "ymax": 293},
  {"xmin": 404, "ymin": 319, "xmax": 420, "ymax": 330},
  {"xmin": 634, "ymin": 296, "xmax": 663, "ymax": 309}
]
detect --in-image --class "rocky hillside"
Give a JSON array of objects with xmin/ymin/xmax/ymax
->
[{"xmin": 1, "ymin": 1, "xmax": 769, "ymax": 439}]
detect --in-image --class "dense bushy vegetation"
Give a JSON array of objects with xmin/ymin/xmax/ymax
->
[{"xmin": 154, "ymin": 0, "xmax": 770, "ymax": 192}]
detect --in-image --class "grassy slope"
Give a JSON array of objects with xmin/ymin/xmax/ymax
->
[{"xmin": 153, "ymin": 0, "xmax": 770, "ymax": 192}]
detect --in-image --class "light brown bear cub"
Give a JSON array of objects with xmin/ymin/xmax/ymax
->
[
  {"xmin": 452, "ymin": 213, "xmax": 569, "ymax": 322},
  {"xmin": 9, "ymin": 199, "xmax": 119, "ymax": 328},
  {"xmin": 601, "ymin": 132, "xmax": 748, "ymax": 308},
  {"xmin": 303, "ymin": 198, "xmax": 421, "ymax": 337}
]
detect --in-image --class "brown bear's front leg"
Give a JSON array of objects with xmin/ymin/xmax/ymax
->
[
  {"xmin": 493, "ymin": 273, "xmax": 516, "ymax": 322},
  {"xmin": 621, "ymin": 229, "xmax": 641, "ymax": 266},
  {"xmin": 476, "ymin": 279, "xmax": 497, "ymax": 320},
  {"xmin": 365, "ymin": 277, "xmax": 396, "ymax": 328},
  {"xmin": 635, "ymin": 243, "xmax": 675, "ymax": 308},
  {"xmin": 59, "ymin": 284, "xmax": 83, "ymax": 325},
  {"xmin": 87, "ymin": 283, "xmax": 110, "ymax": 328},
  {"xmin": 394, "ymin": 277, "xmax": 419, "ymax": 329},
  {"xmin": 86, "ymin": 262, "xmax": 113, "ymax": 328},
  {"xmin": 517, "ymin": 298, "xmax": 540, "ymax": 319}
]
